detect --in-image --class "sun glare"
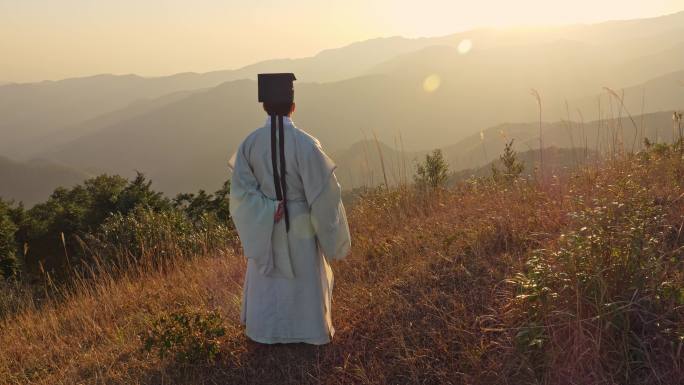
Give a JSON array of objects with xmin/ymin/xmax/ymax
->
[
  {"xmin": 457, "ymin": 39, "xmax": 473, "ymax": 54},
  {"xmin": 422, "ymin": 74, "xmax": 441, "ymax": 93}
]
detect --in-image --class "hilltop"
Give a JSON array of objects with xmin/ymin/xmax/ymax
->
[{"xmin": 1, "ymin": 144, "xmax": 683, "ymax": 384}]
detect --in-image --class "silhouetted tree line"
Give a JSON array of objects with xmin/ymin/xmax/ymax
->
[{"xmin": 0, "ymin": 172, "xmax": 233, "ymax": 284}]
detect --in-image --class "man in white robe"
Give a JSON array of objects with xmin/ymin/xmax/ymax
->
[{"xmin": 229, "ymin": 74, "xmax": 351, "ymax": 344}]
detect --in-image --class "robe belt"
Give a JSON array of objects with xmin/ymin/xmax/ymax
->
[{"xmin": 270, "ymin": 114, "xmax": 290, "ymax": 231}]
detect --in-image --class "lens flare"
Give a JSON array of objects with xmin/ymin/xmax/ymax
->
[
  {"xmin": 458, "ymin": 39, "xmax": 473, "ymax": 54},
  {"xmin": 422, "ymin": 74, "xmax": 441, "ymax": 93}
]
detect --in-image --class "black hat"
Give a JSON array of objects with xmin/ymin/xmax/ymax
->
[{"xmin": 258, "ymin": 73, "xmax": 296, "ymax": 103}]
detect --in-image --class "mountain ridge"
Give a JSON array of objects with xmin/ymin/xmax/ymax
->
[{"xmin": 0, "ymin": 156, "xmax": 89, "ymax": 205}]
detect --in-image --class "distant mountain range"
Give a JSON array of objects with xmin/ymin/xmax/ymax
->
[
  {"xmin": 1, "ymin": 11, "xmax": 684, "ymax": 204},
  {"xmin": 34, "ymin": 68, "xmax": 681, "ymax": 193},
  {"xmin": 450, "ymin": 147, "xmax": 600, "ymax": 183},
  {"xmin": 0, "ymin": 157, "xmax": 88, "ymax": 206},
  {"xmin": 331, "ymin": 110, "xmax": 681, "ymax": 189},
  {"xmin": 0, "ymin": 108, "xmax": 679, "ymax": 205},
  {"xmin": 0, "ymin": 37, "xmax": 438, "ymax": 159}
]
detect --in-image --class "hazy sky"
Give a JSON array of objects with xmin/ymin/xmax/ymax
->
[{"xmin": 1, "ymin": 0, "xmax": 683, "ymax": 82}]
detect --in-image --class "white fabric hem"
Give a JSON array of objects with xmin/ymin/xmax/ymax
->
[{"xmin": 246, "ymin": 332, "xmax": 331, "ymax": 345}]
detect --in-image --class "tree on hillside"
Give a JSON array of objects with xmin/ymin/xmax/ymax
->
[
  {"xmin": 0, "ymin": 200, "xmax": 19, "ymax": 279},
  {"xmin": 173, "ymin": 180, "xmax": 231, "ymax": 225},
  {"xmin": 115, "ymin": 172, "xmax": 171, "ymax": 214},
  {"xmin": 8, "ymin": 171, "xmax": 234, "ymax": 282},
  {"xmin": 17, "ymin": 172, "xmax": 172, "ymax": 278},
  {"xmin": 491, "ymin": 140, "xmax": 524, "ymax": 184},
  {"xmin": 414, "ymin": 149, "xmax": 449, "ymax": 190},
  {"xmin": 82, "ymin": 174, "xmax": 129, "ymax": 227},
  {"xmin": 91, "ymin": 179, "xmax": 234, "ymax": 264}
]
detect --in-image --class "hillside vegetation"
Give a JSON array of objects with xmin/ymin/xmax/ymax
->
[{"xmin": 1, "ymin": 142, "xmax": 683, "ymax": 384}]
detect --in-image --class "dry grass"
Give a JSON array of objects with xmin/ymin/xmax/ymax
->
[{"xmin": 1, "ymin": 152, "xmax": 683, "ymax": 384}]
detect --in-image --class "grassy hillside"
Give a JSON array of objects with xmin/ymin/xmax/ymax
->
[{"xmin": 2, "ymin": 146, "xmax": 683, "ymax": 384}]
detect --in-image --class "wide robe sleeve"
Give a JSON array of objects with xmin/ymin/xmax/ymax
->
[
  {"xmin": 311, "ymin": 174, "xmax": 351, "ymax": 261},
  {"xmin": 229, "ymin": 142, "xmax": 279, "ymax": 276},
  {"xmin": 299, "ymin": 140, "xmax": 351, "ymax": 261}
]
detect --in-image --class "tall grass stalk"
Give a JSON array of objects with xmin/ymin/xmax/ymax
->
[
  {"xmin": 372, "ymin": 130, "xmax": 389, "ymax": 189},
  {"xmin": 530, "ymin": 89, "xmax": 543, "ymax": 181},
  {"xmin": 360, "ymin": 128, "xmax": 372, "ymax": 187}
]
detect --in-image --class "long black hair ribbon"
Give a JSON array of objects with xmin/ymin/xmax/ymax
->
[
  {"xmin": 270, "ymin": 114, "xmax": 282, "ymax": 201},
  {"xmin": 278, "ymin": 115, "xmax": 290, "ymax": 231},
  {"xmin": 270, "ymin": 114, "xmax": 289, "ymax": 231}
]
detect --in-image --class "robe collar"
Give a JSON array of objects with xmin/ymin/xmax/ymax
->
[{"xmin": 265, "ymin": 115, "xmax": 294, "ymax": 126}]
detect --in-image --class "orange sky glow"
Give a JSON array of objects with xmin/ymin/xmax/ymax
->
[{"xmin": 1, "ymin": 0, "xmax": 682, "ymax": 82}]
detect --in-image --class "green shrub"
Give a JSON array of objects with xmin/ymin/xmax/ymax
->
[
  {"xmin": 414, "ymin": 149, "xmax": 449, "ymax": 190},
  {"xmin": 141, "ymin": 308, "xmax": 226, "ymax": 364},
  {"xmin": 88, "ymin": 206, "xmax": 234, "ymax": 266},
  {"xmin": 491, "ymin": 139, "xmax": 524, "ymax": 185},
  {"xmin": 15, "ymin": 173, "xmax": 171, "ymax": 278},
  {"xmin": 173, "ymin": 180, "xmax": 231, "ymax": 225},
  {"xmin": 510, "ymin": 176, "xmax": 683, "ymax": 380},
  {"xmin": 0, "ymin": 203, "xmax": 19, "ymax": 279}
]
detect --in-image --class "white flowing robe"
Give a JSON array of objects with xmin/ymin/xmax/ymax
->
[{"xmin": 229, "ymin": 116, "xmax": 351, "ymax": 344}]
